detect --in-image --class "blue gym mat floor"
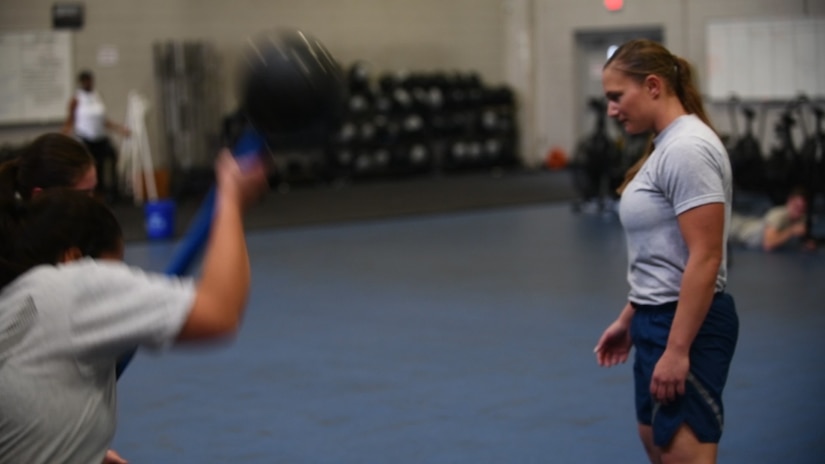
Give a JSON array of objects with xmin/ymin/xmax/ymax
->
[{"xmin": 113, "ymin": 189, "xmax": 825, "ymax": 463}]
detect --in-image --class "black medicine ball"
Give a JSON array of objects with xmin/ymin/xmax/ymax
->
[{"xmin": 239, "ymin": 29, "xmax": 345, "ymax": 137}]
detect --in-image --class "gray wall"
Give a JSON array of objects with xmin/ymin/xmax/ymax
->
[
  {"xmin": 530, "ymin": 0, "xmax": 823, "ymax": 167},
  {"xmin": 1, "ymin": 0, "xmax": 822, "ymax": 167},
  {"xmin": 0, "ymin": 0, "xmax": 506, "ymax": 164}
]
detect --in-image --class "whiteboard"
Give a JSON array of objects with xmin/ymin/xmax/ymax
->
[
  {"xmin": 0, "ymin": 30, "xmax": 73, "ymax": 125},
  {"xmin": 706, "ymin": 18, "xmax": 825, "ymax": 101}
]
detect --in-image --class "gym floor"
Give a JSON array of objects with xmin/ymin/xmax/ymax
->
[{"xmin": 112, "ymin": 171, "xmax": 824, "ymax": 463}]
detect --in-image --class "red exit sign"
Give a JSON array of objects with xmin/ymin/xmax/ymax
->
[{"xmin": 605, "ymin": 0, "xmax": 624, "ymax": 12}]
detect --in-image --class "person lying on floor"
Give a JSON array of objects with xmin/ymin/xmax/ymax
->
[{"xmin": 729, "ymin": 187, "xmax": 817, "ymax": 252}]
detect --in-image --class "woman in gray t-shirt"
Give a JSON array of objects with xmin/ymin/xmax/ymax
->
[{"xmin": 593, "ymin": 39, "xmax": 738, "ymax": 464}]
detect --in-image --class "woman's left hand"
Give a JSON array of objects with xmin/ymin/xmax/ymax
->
[
  {"xmin": 650, "ymin": 349, "xmax": 690, "ymax": 403},
  {"xmin": 102, "ymin": 448, "xmax": 128, "ymax": 464}
]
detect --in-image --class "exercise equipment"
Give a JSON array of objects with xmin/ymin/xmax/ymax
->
[
  {"xmin": 799, "ymin": 105, "xmax": 825, "ymax": 193},
  {"xmin": 570, "ymin": 98, "xmax": 621, "ymax": 213},
  {"xmin": 328, "ymin": 67, "xmax": 518, "ymax": 179},
  {"xmin": 726, "ymin": 97, "xmax": 765, "ymax": 193},
  {"xmin": 611, "ymin": 128, "xmax": 648, "ymax": 193},
  {"xmin": 116, "ymin": 28, "xmax": 345, "ymax": 378},
  {"xmin": 118, "ymin": 91, "xmax": 158, "ymax": 205},
  {"xmin": 153, "ymin": 41, "xmax": 222, "ymax": 200},
  {"xmin": 234, "ymin": 31, "xmax": 343, "ymax": 181},
  {"xmin": 796, "ymin": 99, "xmax": 825, "ymax": 240},
  {"xmin": 763, "ymin": 104, "xmax": 801, "ymax": 205},
  {"xmin": 348, "ymin": 61, "xmax": 372, "ymax": 94},
  {"xmin": 238, "ymin": 29, "xmax": 345, "ymax": 139}
]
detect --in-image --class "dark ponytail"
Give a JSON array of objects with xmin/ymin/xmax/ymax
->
[
  {"xmin": 0, "ymin": 158, "xmax": 25, "ymax": 272},
  {"xmin": 673, "ymin": 57, "xmax": 713, "ymax": 130},
  {"xmin": 0, "ymin": 189, "xmax": 122, "ymax": 288},
  {"xmin": 15, "ymin": 133, "xmax": 95, "ymax": 200},
  {"xmin": 0, "ymin": 157, "xmax": 21, "ymax": 208},
  {"xmin": 0, "ymin": 133, "xmax": 96, "ymax": 285}
]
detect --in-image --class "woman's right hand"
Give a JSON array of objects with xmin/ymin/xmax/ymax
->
[
  {"xmin": 214, "ymin": 149, "xmax": 269, "ymax": 211},
  {"xmin": 594, "ymin": 319, "xmax": 632, "ymax": 367}
]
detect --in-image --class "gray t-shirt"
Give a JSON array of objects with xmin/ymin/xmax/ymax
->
[
  {"xmin": 0, "ymin": 258, "xmax": 195, "ymax": 464},
  {"xmin": 618, "ymin": 114, "xmax": 732, "ymax": 306}
]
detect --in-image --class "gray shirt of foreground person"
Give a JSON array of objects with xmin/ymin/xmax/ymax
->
[
  {"xmin": 0, "ymin": 259, "xmax": 194, "ymax": 464},
  {"xmin": 619, "ymin": 114, "xmax": 733, "ymax": 306}
]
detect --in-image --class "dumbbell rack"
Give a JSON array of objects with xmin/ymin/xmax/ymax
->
[{"xmin": 326, "ymin": 64, "xmax": 520, "ymax": 181}]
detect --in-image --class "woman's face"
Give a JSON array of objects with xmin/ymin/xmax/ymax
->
[
  {"xmin": 602, "ymin": 66, "xmax": 652, "ymax": 135},
  {"xmin": 73, "ymin": 166, "xmax": 98, "ymax": 195}
]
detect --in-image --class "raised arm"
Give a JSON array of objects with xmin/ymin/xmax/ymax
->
[{"xmin": 175, "ymin": 150, "xmax": 268, "ymax": 341}]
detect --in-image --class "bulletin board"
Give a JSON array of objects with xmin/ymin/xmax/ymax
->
[
  {"xmin": 0, "ymin": 30, "xmax": 73, "ymax": 125},
  {"xmin": 706, "ymin": 18, "xmax": 825, "ymax": 101}
]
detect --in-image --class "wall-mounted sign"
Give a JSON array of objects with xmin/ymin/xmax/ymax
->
[
  {"xmin": 97, "ymin": 45, "xmax": 119, "ymax": 67},
  {"xmin": 52, "ymin": 3, "xmax": 85, "ymax": 30}
]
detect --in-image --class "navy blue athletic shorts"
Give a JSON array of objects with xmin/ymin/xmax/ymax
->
[{"xmin": 630, "ymin": 292, "xmax": 738, "ymax": 447}]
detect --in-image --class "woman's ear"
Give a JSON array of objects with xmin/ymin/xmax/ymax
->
[
  {"xmin": 644, "ymin": 74, "xmax": 663, "ymax": 99},
  {"xmin": 59, "ymin": 247, "xmax": 83, "ymax": 263}
]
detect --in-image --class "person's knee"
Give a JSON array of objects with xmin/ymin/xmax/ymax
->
[
  {"xmin": 638, "ymin": 424, "xmax": 662, "ymax": 464},
  {"xmin": 659, "ymin": 424, "xmax": 718, "ymax": 464}
]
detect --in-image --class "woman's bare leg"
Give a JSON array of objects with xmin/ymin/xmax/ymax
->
[{"xmin": 659, "ymin": 424, "xmax": 718, "ymax": 464}]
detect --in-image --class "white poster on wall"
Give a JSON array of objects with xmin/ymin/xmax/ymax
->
[
  {"xmin": 707, "ymin": 18, "xmax": 825, "ymax": 101},
  {"xmin": 97, "ymin": 45, "xmax": 119, "ymax": 67},
  {"xmin": 0, "ymin": 30, "xmax": 72, "ymax": 125}
]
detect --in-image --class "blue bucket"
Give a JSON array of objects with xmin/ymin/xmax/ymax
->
[{"xmin": 144, "ymin": 199, "xmax": 176, "ymax": 240}]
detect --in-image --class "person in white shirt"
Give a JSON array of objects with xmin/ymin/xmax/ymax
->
[{"xmin": 63, "ymin": 70, "xmax": 130, "ymax": 203}]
